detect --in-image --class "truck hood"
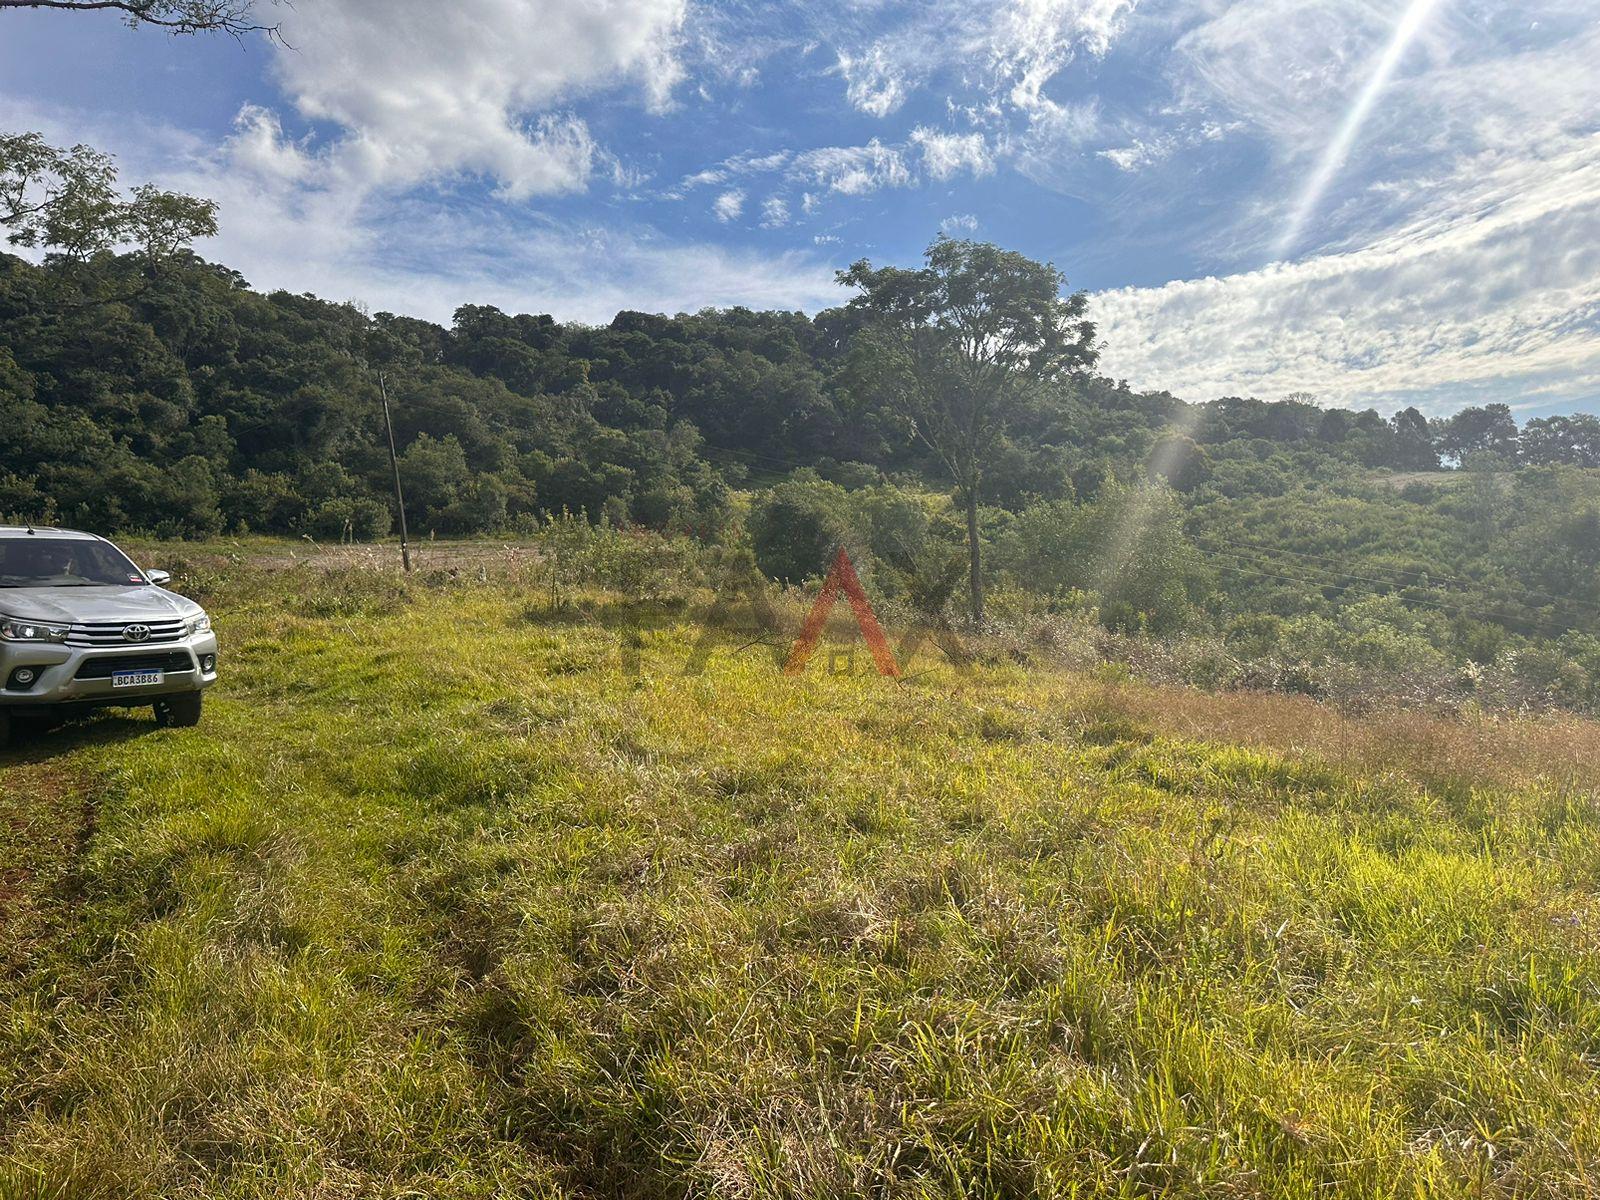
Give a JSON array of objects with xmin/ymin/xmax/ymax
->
[{"xmin": 0, "ymin": 586, "xmax": 201, "ymax": 625}]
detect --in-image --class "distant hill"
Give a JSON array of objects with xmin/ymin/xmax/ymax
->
[{"xmin": 4, "ymin": 249, "xmax": 1599, "ymax": 706}]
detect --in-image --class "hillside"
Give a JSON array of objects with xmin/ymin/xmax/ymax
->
[
  {"xmin": 4, "ymin": 547, "xmax": 1600, "ymax": 1196},
  {"xmin": 6, "ymin": 249, "xmax": 1600, "ymax": 717}
]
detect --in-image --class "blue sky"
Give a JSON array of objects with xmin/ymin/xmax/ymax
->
[{"xmin": 2, "ymin": 0, "xmax": 1598, "ymax": 417}]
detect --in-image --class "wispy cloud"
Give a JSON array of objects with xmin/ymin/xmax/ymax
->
[
  {"xmin": 835, "ymin": 44, "xmax": 910, "ymax": 117},
  {"xmin": 793, "ymin": 139, "xmax": 912, "ymax": 195},
  {"xmin": 1095, "ymin": 130, "xmax": 1600, "ymax": 413},
  {"xmin": 821, "ymin": 0, "xmax": 1138, "ymax": 119},
  {"xmin": 676, "ymin": 126, "xmax": 994, "ymax": 227},
  {"xmin": 712, "ymin": 188, "xmax": 746, "ymax": 221},
  {"xmin": 910, "ymin": 128, "xmax": 995, "ymax": 180}
]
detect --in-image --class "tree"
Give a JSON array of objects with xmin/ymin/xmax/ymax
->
[
  {"xmin": 1317, "ymin": 408, "xmax": 1351, "ymax": 443},
  {"xmin": 749, "ymin": 473, "xmax": 851, "ymax": 584},
  {"xmin": 1522, "ymin": 414, "xmax": 1600, "ymax": 468},
  {"xmin": 835, "ymin": 236, "xmax": 1097, "ymax": 623},
  {"xmin": 0, "ymin": 0, "xmax": 277, "ymax": 38},
  {"xmin": 1390, "ymin": 406, "xmax": 1437, "ymax": 469},
  {"xmin": 0, "ymin": 132, "xmax": 216, "ymax": 278},
  {"xmin": 1147, "ymin": 434, "xmax": 1211, "ymax": 493},
  {"xmin": 1437, "ymin": 403, "xmax": 1518, "ymax": 464},
  {"xmin": 1000, "ymin": 485, "xmax": 1209, "ymax": 633}
]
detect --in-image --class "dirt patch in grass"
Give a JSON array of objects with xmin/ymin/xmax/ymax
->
[{"xmin": 0, "ymin": 759, "xmax": 95, "ymax": 981}]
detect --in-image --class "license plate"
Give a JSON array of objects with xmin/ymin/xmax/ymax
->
[{"xmin": 112, "ymin": 671, "xmax": 164, "ymax": 688}]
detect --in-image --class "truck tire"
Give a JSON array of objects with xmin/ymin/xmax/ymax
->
[{"xmin": 154, "ymin": 693, "xmax": 203, "ymax": 729}]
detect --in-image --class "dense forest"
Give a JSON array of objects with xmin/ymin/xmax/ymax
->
[
  {"xmin": 7, "ymin": 249, "xmax": 1598, "ymax": 540},
  {"xmin": 3, "ymin": 248, "xmax": 1599, "ymax": 709}
]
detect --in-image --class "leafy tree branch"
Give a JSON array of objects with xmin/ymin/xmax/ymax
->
[{"xmin": 0, "ymin": 0, "xmax": 279, "ymax": 39}]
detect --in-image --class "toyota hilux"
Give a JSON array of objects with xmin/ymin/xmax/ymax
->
[{"xmin": 0, "ymin": 526, "xmax": 218, "ymax": 749}]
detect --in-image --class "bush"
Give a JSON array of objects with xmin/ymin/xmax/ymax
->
[
  {"xmin": 748, "ymin": 472, "xmax": 851, "ymax": 583},
  {"xmin": 1000, "ymin": 484, "xmax": 1210, "ymax": 634},
  {"xmin": 223, "ymin": 470, "xmax": 308, "ymax": 534},
  {"xmin": 308, "ymin": 497, "xmax": 393, "ymax": 542}
]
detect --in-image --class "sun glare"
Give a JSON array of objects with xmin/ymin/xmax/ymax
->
[{"xmin": 1275, "ymin": 0, "xmax": 1445, "ymax": 259}]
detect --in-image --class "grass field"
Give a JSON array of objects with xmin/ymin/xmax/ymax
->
[{"xmin": 3, "ymin": 551, "xmax": 1600, "ymax": 1197}]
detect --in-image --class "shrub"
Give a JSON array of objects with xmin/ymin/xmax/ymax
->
[
  {"xmin": 748, "ymin": 472, "xmax": 851, "ymax": 583},
  {"xmin": 308, "ymin": 497, "xmax": 393, "ymax": 542}
]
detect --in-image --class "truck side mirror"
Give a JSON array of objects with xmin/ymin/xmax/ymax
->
[{"xmin": 147, "ymin": 569, "xmax": 172, "ymax": 586}]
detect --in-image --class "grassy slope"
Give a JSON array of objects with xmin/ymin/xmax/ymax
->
[{"xmin": 2, "ymin": 562, "xmax": 1600, "ymax": 1198}]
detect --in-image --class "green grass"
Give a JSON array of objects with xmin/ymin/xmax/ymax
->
[{"xmin": 3, "ymin": 559, "xmax": 1600, "ymax": 1197}]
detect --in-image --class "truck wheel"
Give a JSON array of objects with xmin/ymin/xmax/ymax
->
[{"xmin": 154, "ymin": 693, "xmax": 203, "ymax": 729}]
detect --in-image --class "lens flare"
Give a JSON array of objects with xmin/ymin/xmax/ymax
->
[
  {"xmin": 1275, "ymin": 0, "xmax": 1443, "ymax": 259},
  {"xmin": 1091, "ymin": 402, "xmax": 1205, "ymax": 603}
]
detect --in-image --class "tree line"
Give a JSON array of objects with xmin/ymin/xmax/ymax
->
[{"xmin": 2, "ymin": 239, "xmax": 1591, "ymax": 536}]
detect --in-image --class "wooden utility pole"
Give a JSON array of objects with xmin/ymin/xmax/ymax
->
[{"xmin": 377, "ymin": 369, "xmax": 411, "ymax": 573}]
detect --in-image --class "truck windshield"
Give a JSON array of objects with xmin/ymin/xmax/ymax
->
[{"xmin": 0, "ymin": 537, "xmax": 148, "ymax": 587}]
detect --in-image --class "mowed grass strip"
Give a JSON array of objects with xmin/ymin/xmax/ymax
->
[{"xmin": 2, "ymin": 564, "xmax": 1599, "ymax": 1197}]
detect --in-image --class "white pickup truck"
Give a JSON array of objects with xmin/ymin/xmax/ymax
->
[{"xmin": 0, "ymin": 526, "xmax": 218, "ymax": 748}]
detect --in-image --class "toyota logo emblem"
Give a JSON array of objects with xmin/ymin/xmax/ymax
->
[{"xmin": 123, "ymin": 624, "xmax": 152, "ymax": 643}]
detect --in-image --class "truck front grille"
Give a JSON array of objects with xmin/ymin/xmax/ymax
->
[{"xmin": 65, "ymin": 619, "xmax": 185, "ymax": 648}]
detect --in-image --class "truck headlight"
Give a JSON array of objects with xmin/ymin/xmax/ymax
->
[
  {"xmin": 184, "ymin": 613, "xmax": 212, "ymax": 637},
  {"xmin": 0, "ymin": 616, "xmax": 69, "ymax": 643}
]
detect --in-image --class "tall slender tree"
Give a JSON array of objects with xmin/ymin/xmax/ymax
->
[{"xmin": 836, "ymin": 236, "xmax": 1097, "ymax": 623}]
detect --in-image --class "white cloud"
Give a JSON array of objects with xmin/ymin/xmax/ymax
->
[
  {"xmin": 677, "ymin": 150, "xmax": 792, "ymax": 192},
  {"xmin": 1094, "ymin": 130, "xmax": 1600, "ymax": 413},
  {"xmin": 1097, "ymin": 138, "xmax": 1170, "ymax": 172},
  {"xmin": 268, "ymin": 0, "xmax": 688, "ymax": 197},
  {"xmin": 712, "ymin": 188, "xmax": 745, "ymax": 222},
  {"xmin": 822, "ymin": 0, "xmax": 1137, "ymax": 119},
  {"xmin": 985, "ymin": 0, "xmax": 1138, "ymax": 112},
  {"xmin": 910, "ymin": 128, "xmax": 994, "ymax": 180},
  {"xmin": 1012, "ymin": 98, "xmax": 1101, "ymax": 191},
  {"xmin": 1064, "ymin": 1, "xmax": 1600, "ymax": 414},
  {"xmin": 1095, "ymin": 122, "xmax": 1241, "ymax": 173},
  {"xmin": 671, "ymin": 112, "xmax": 999, "ymax": 221},
  {"xmin": 681, "ymin": 167, "xmax": 727, "ymax": 188},
  {"xmin": 226, "ymin": 105, "xmax": 315, "ymax": 184},
  {"xmin": 0, "ymin": 95, "xmax": 843, "ymax": 325},
  {"xmin": 792, "ymin": 139, "xmax": 912, "ymax": 195},
  {"xmin": 1165, "ymin": 0, "xmax": 1600, "ymax": 253},
  {"xmin": 836, "ymin": 45, "xmax": 910, "ymax": 118},
  {"xmin": 1173, "ymin": 0, "xmax": 1444, "ymax": 159},
  {"xmin": 940, "ymin": 213, "xmax": 979, "ymax": 233},
  {"xmin": 675, "ymin": 138, "xmax": 921, "ymax": 216},
  {"xmin": 743, "ymin": 151, "xmax": 795, "ymax": 173}
]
